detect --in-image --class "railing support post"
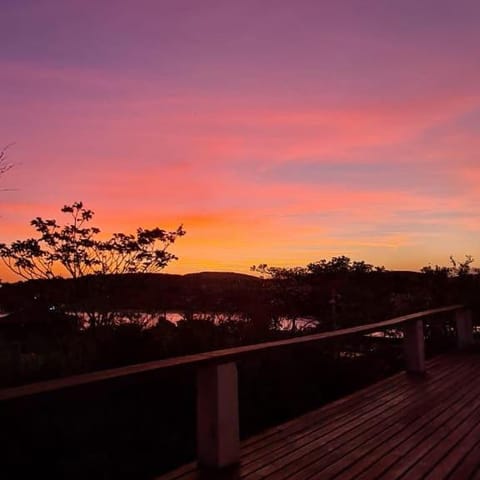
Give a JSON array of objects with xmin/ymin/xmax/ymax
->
[
  {"xmin": 404, "ymin": 319, "xmax": 425, "ymax": 374},
  {"xmin": 455, "ymin": 309, "xmax": 474, "ymax": 349},
  {"xmin": 196, "ymin": 362, "xmax": 240, "ymax": 469}
]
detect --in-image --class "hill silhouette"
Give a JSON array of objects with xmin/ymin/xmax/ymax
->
[{"xmin": 0, "ymin": 271, "xmax": 262, "ymax": 313}]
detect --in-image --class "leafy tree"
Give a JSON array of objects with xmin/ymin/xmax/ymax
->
[
  {"xmin": 251, "ymin": 263, "xmax": 307, "ymax": 280},
  {"xmin": 252, "ymin": 257, "xmax": 388, "ymax": 331},
  {"xmin": 252, "ymin": 257, "xmax": 385, "ymax": 279},
  {"xmin": 421, "ymin": 255, "xmax": 476, "ymax": 278},
  {"xmin": 251, "ymin": 264, "xmax": 310, "ymax": 332},
  {"xmin": 306, "ymin": 256, "xmax": 384, "ymax": 275},
  {"xmin": 449, "ymin": 255, "xmax": 475, "ymax": 277},
  {"xmin": 420, "ymin": 264, "xmax": 451, "ymax": 277},
  {"xmin": 0, "ymin": 201, "xmax": 185, "ymax": 280}
]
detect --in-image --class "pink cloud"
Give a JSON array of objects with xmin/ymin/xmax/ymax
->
[{"xmin": 2, "ymin": 38, "xmax": 480, "ymax": 281}]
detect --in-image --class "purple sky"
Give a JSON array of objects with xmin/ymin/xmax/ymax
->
[{"xmin": 1, "ymin": 0, "xmax": 480, "ymax": 278}]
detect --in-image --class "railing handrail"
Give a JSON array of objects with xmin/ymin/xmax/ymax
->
[{"xmin": 0, "ymin": 304, "xmax": 465, "ymax": 402}]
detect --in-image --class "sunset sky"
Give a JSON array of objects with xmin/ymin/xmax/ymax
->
[{"xmin": 1, "ymin": 0, "xmax": 480, "ymax": 280}]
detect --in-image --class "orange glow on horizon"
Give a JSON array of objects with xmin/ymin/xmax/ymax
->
[{"xmin": 2, "ymin": 2, "xmax": 480, "ymax": 282}]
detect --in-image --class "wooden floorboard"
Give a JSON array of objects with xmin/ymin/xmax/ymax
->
[
  {"xmin": 447, "ymin": 438, "xmax": 480, "ymax": 479},
  {"xmin": 470, "ymin": 464, "xmax": 480, "ymax": 480},
  {"xmin": 366, "ymin": 373, "xmax": 480, "ymax": 479},
  {"xmin": 326, "ymin": 361, "xmax": 480, "ymax": 480},
  {"xmin": 284, "ymin": 359, "xmax": 480, "ymax": 480},
  {"xmin": 240, "ymin": 355, "xmax": 458, "ymax": 475},
  {"xmin": 422, "ymin": 417, "xmax": 480, "ymax": 480},
  {"xmin": 242, "ymin": 354, "xmax": 446, "ymax": 454},
  {"xmin": 157, "ymin": 352, "xmax": 480, "ymax": 480},
  {"xmin": 260, "ymin": 357, "xmax": 479, "ymax": 480}
]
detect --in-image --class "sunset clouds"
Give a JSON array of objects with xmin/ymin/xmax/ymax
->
[{"xmin": 1, "ymin": 1, "xmax": 480, "ymax": 280}]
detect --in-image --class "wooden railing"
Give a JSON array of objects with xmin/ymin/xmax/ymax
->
[{"xmin": 0, "ymin": 304, "xmax": 474, "ymax": 470}]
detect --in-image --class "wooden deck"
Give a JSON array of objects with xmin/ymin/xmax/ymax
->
[{"xmin": 158, "ymin": 351, "xmax": 480, "ymax": 480}]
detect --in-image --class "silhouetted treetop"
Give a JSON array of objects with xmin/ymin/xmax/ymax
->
[
  {"xmin": 0, "ymin": 201, "xmax": 185, "ymax": 280},
  {"xmin": 421, "ymin": 255, "xmax": 476, "ymax": 278},
  {"xmin": 251, "ymin": 256, "xmax": 385, "ymax": 279}
]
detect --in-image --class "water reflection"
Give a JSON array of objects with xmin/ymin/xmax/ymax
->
[{"xmin": 73, "ymin": 311, "xmax": 316, "ymax": 331}]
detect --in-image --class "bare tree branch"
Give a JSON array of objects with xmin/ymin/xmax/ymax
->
[{"xmin": 0, "ymin": 144, "xmax": 14, "ymax": 177}]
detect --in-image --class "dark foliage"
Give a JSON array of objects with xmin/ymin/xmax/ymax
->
[
  {"xmin": 0, "ymin": 202, "xmax": 185, "ymax": 280},
  {"xmin": 0, "ymin": 255, "xmax": 478, "ymax": 478}
]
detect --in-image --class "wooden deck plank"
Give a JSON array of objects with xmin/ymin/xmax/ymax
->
[
  {"xmin": 328, "ymin": 356, "xmax": 477, "ymax": 480},
  {"xmin": 322, "ymin": 359, "xmax": 480, "ymax": 480},
  {"xmin": 242, "ymin": 359, "xmax": 436, "ymax": 461},
  {"xmin": 283, "ymin": 358, "xmax": 480, "ymax": 480},
  {"xmin": 242, "ymin": 352, "xmax": 445, "ymax": 450},
  {"xmin": 158, "ymin": 355, "xmax": 450, "ymax": 480},
  {"xmin": 346, "ymin": 357, "xmax": 480, "ymax": 480},
  {"xmin": 156, "ymin": 352, "xmax": 480, "ymax": 480},
  {"xmin": 242, "ymin": 383, "xmax": 419, "ymax": 477},
  {"xmin": 266, "ymin": 354, "xmax": 480, "ymax": 478},
  {"xmin": 422, "ymin": 418, "xmax": 480, "ymax": 480},
  {"xmin": 371, "ymin": 379, "xmax": 480, "ymax": 479},
  {"xmin": 239, "ymin": 355, "xmax": 454, "ymax": 471},
  {"xmin": 447, "ymin": 439, "xmax": 480, "ymax": 480},
  {"xmin": 401, "ymin": 416, "xmax": 480, "ymax": 480},
  {"xmin": 469, "ymin": 464, "xmax": 480, "ymax": 480},
  {"xmin": 242, "ymin": 354, "xmax": 445, "ymax": 453}
]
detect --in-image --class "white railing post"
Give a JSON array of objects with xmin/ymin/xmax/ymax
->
[
  {"xmin": 403, "ymin": 319, "xmax": 425, "ymax": 374},
  {"xmin": 455, "ymin": 309, "xmax": 474, "ymax": 349},
  {"xmin": 196, "ymin": 362, "xmax": 240, "ymax": 469}
]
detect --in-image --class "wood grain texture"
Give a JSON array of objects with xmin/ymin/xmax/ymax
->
[{"xmin": 158, "ymin": 352, "xmax": 480, "ymax": 480}]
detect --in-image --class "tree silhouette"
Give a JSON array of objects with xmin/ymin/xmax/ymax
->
[
  {"xmin": 421, "ymin": 255, "xmax": 476, "ymax": 278},
  {"xmin": 252, "ymin": 257, "xmax": 388, "ymax": 331},
  {"xmin": 0, "ymin": 201, "xmax": 185, "ymax": 280},
  {"xmin": 0, "ymin": 145, "xmax": 13, "ymax": 184}
]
